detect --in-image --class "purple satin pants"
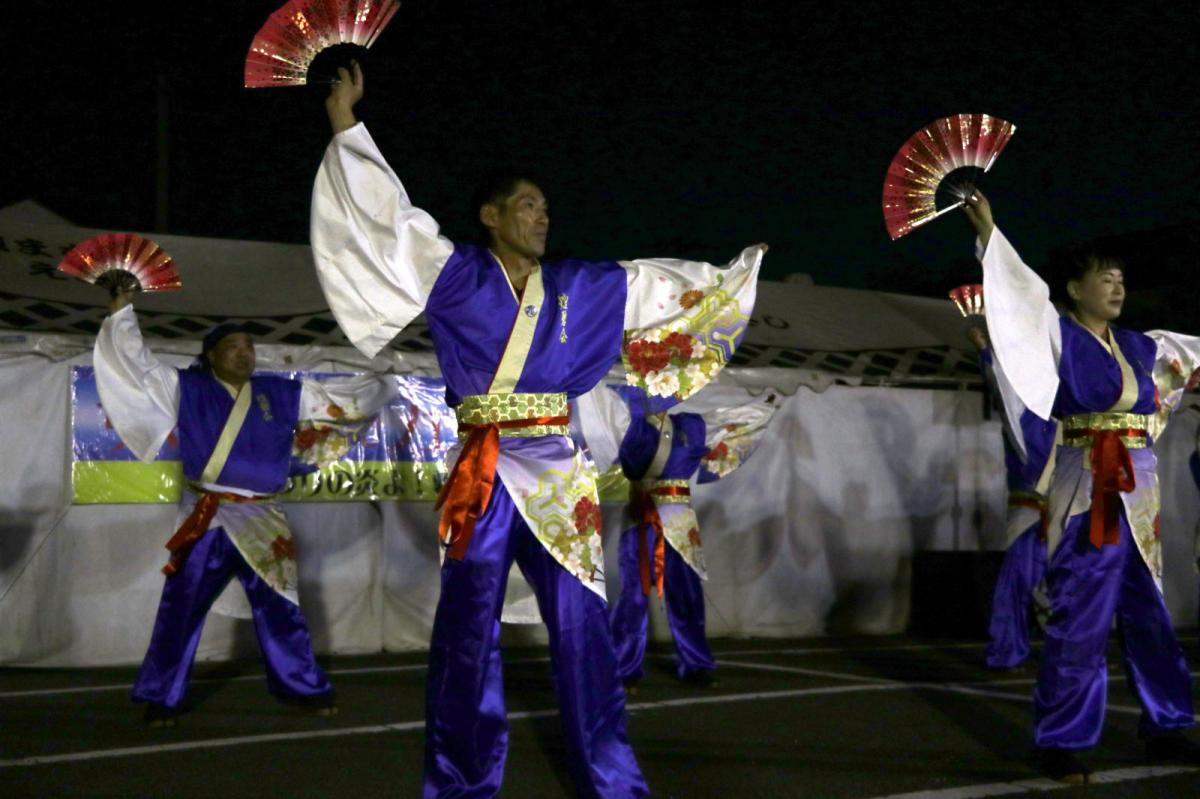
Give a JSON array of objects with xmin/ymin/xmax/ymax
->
[
  {"xmin": 1034, "ymin": 510, "xmax": 1194, "ymax": 748},
  {"xmin": 423, "ymin": 480, "xmax": 648, "ymax": 799},
  {"xmin": 611, "ymin": 523, "xmax": 716, "ymax": 683},
  {"xmin": 985, "ymin": 524, "xmax": 1048, "ymax": 669},
  {"xmin": 130, "ymin": 525, "xmax": 331, "ymax": 709}
]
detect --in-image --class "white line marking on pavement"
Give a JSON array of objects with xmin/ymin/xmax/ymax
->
[
  {"xmin": 867, "ymin": 765, "xmax": 1199, "ymax": 798},
  {"xmin": 714, "ymin": 660, "xmax": 1145, "ymax": 715},
  {"xmin": 0, "ymin": 658, "xmax": 552, "ymax": 700},
  {"xmin": 0, "ymin": 682, "xmax": 903, "ymax": 768}
]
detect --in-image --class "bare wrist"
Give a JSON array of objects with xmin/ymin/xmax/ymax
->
[{"xmin": 326, "ymin": 102, "xmax": 358, "ymax": 135}]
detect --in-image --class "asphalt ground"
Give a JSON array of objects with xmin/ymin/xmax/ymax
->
[{"xmin": 3, "ymin": 635, "xmax": 1200, "ymax": 798}]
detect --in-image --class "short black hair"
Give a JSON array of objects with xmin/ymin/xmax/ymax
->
[
  {"xmin": 1046, "ymin": 240, "xmax": 1126, "ymax": 311},
  {"xmin": 468, "ymin": 171, "xmax": 543, "ymax": 242}
]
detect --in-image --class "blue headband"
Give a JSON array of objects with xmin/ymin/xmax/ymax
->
[{"xmin": 190, "ymin": 323, "xmax": 252, "ymax": 371}]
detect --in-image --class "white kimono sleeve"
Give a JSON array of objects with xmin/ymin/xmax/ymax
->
[
  {"xmin": 299, "ymin": 373, "xmax": 400, "ymax": 424},
  {"xmin": 696, "ymin": 394, "xmax": 779, "ymax": 482},
  {"xmin": 575, "ymin": 383, "xmax": 631, "ymax": 470},
  {"xmin": 619, "ymin": 245, "xmax": 763, "ymax": 402},
  {"xmin": 294, "ymin": 373, "xmax": 401, "ymax": 470},
  {"xmin": 92, "ymin": 304, "xmax": 180, "ymax": 463},
  {"xmin": 1145, "ymin": 330, "xmax": 1200, "ymax": 436},
  {"xmin": 979, "ymin": 227, "xmax": 1063, "ymax": 457},
  {"xmin": 310, "ymin": 122, "xmax": 455, "ymax": 358}
]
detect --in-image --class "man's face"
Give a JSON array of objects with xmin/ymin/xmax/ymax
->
[
  {"xmin": 482, "ymin": 181, "xmax": 549, "ymax": 259},
  {"xmin": 206, "ymin": 333, "xmax": 256, "ymax": 385},
  {"xmin": 1069, "ymin": 260, "xmax": 1125, "ymax": 323}
]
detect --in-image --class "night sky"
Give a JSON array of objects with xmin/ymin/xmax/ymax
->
[{"xmin": 5, "ymin": 2, "xmax": 1198, "ymax": 293}]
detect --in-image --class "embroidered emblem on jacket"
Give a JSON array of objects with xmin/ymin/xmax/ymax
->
[{"xmin": 558, "ymin": 293, "xmax": 569, "ymax": 343}]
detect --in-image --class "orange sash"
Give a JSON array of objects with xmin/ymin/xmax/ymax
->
[
  {"xmin": 435, "ymin": 415, "xmax": 570, "ymax": 560},
  {"xmin": 162, "ymin": 490, "xmax": 264, "ymax": 575},
  {"xmin": 634, "ymin": 485, "xmax": 691, "ymax": 597}
]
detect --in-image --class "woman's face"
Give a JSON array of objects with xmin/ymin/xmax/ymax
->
[{"xmin": 1069, "ymin": 260, "xmax": 1125, "ymax": 323}]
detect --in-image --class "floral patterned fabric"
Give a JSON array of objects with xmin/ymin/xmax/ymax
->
[
  {"xmin": 490, "ymin": 436, "xmax": 607, "ymax": 596},
  {"xmin": 622, "ymin": 280, "xmax": 750, "ymax": 401}
]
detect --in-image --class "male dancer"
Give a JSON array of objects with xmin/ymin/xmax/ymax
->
[
  {"xmin": 311, "ymin": 63, "xmax": 764, "ymax": 798},
  {"xmin": 96, "ymin": 283, "xmax": 396, "ymax": 724},
  {"xmin": 579, "ymin": 384, "xmax": 777, "ymax": 690}
]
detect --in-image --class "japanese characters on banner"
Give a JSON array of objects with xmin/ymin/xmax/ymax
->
[
  {"xmin": 70, "ymin": 367, "xmax": 458, "ymax": 503},
  {"xmin": 0, "ymin": 231, "xmax": 75, "ymax": 285}
]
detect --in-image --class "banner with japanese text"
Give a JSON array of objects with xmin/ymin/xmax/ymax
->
[{"xmin": 70, "ymin": 367, "xmax": 458, "ymax": 503}]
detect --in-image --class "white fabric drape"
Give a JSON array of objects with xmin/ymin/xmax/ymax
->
[{"xmin": 4, "ymin": 336, "xmax": 1200, "ymax": 666}]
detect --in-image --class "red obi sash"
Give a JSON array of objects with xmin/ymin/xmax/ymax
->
[
  {"xmin": 634, "ymin": 483, "xmax": 691, "ymax": 597},
  {"xmin": 1062, "ymin": 414, "xmax": 1148, "ymax": 550},
  {"xmin": 162, "ymin": 489, "xmax": 266, "ymax": 576},
  {"xmin": 436, "ymin": 414, "xmax": 571, "ymax": 560}
]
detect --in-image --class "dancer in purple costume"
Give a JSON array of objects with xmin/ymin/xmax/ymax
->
[
  {"xmin": 966, "ymin": 320, "xmax": 1057, "ymax": 670},
  {"xmin": 964, "ymin": 190, "xmax": 1200, "ymax": 783},
  {"xmin": 94, "ymin": 284, "xmax": 396, "ymax": 725},
  {"xmin": 579, "ymin": 385, "xmax": 777, "ymax": 690},
  {"xmin": 311, "ymin": 64, "xmax": 764, "ymax": 798}
]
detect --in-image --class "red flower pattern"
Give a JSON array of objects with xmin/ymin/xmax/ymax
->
[
  {"xmin": 271, "ymin": 535, "xmax": 296, "ymax": 560},
  {"xmin": 704, "ymin": 442, "xmax": 729, "ymax": 461},
  {"xmin": 295, "ymin": 428, "xmax": 318, "ymax": 451},
  {"xmin": 627, "ymin": 340, "xmax": 672, "ymax": 376},
  {"xmin": 663, "ymin": 331, "xmax": 695, "ymax": 358},
  {"xmin": 573, "ymin": 496, "xmax": 602, "ymax": 534},
  {"xmin": 679, "ymin": 289, "xmax": 704, "ymax": 309}
]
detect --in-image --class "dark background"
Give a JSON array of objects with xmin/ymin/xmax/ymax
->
[{"xmin": 4, "ymin": 1, "xmax": 1198, "ymax": 324}]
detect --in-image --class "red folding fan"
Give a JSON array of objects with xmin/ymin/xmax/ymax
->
[
  {"xmin": 244, "ymin": 0, "xmax": 401, "ymax": 88},
  {"xmin": 948, "ymin": 284, "xmax": 984, "ymax": 317},
  {"xmin": 57, "ymin": 233, "xmax": 182, "ymax": 295},
  {"xmin": 882, "ymin": 114, "xmax": 1016, "ymax": 240}
]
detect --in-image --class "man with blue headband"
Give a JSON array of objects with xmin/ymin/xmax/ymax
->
[{"xmin": 94, "ymin": 285, "xmax": 397, "ymax": 726}]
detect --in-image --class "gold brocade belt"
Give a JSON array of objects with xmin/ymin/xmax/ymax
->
[
  {"xmin": 1061, "ymin": 412, "xmax": 1150, "ymax": 449},
  {"xmin": 455, "ymin": 392, "xmax": 570, "ymax": 438},
  {"xmin": 636, "ymin": 478, "xmax": 692, "ymax": 505}
]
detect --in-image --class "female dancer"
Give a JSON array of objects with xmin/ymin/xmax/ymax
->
[{"xmin": 963, "ymin": 190, "xmax": 1200, "ymax": 783}]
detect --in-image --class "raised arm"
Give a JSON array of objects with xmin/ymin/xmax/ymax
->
[
  {"xmin": 311, "ymin": 64, "xmax": 455, "ymax": 359},
  {"xmin": 618, "ymin": 244, "xmax": 764, "ymax": 406},
  {"xmin": 963, "ymin": 191, "xmax": 1061, "ymax": 424},
  {"xmin": 92, "ymin": 289, "xmax": 180, "ymax": 462}
]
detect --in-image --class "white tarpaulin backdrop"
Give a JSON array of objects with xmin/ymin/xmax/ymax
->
[{"xmin": 4, "ymin": 332, "xmax": 1200, "ymax": 667}]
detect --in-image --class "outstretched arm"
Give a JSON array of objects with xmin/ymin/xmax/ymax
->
[
  {"xmin": 292, "ymin": 372, "xmax": 402, "ymax": 470},
  {"xmin": 695, "ymin": 391, "xmax": 779, "ymax": 483},
  {"xmin": 93, "ymin": 287, "xmax": 180, "ymax": 462},
  {"xmin": 311, "ymin": 63, "xmax": 455, "ymax": 359},
  {"xmin": 618, "ymin": 244, "xmax": 766, "ymax": 406}
]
